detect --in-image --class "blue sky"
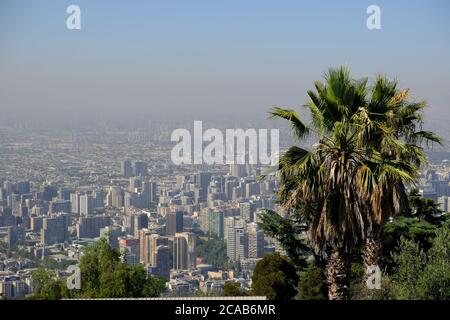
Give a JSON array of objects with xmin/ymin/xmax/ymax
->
[{"xmin": 0, "ymin": 0, "xmax": 449, "ymax": 127}]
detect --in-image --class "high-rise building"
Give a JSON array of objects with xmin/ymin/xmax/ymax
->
[
  {"xmin": 133, "ymin": 212, "xmax": 149, "ymax": 237},
  {"xmin": 173, "ymin": 235, "xmax": 188, "ymax": 270},
  {"xmin": 224, "ymin": 216, "xmax": 235, "ymax": 241},
  {"xmin": 208, "ymin": 210, "xmax": 224, "ymax": 239},
  {"xmin": 92, "ymin": 190, "xmax": 104, "ymax": 209},
  {"xmin": 227, "ymin": 225, "xmax": 248, "ymax": 262},
  {"xmin": 230, "ymin": 164, "xmax": 247, "ymax": 178},
  {"xmin": 166, "ymin": 211, "xmax": 184, "ymax": 236},
  {"xmin": 100, "ymin": 226, "xmax": 122, "ymax": 249},
  {"xmin": 239, "ymin": 202, "xmax": 253, "ymax": 222},
  {"xmin": 58, "ymin": 187, "xmax": 72, "ymax": 201},
  {"xmin": 142, "ymin": 180, "xmax": 158, "ymax": 206},
  {"xmin": 139, "ymin": 229, "xmax": 153, "ymax": 266},
  {"xmin": 41, "ymin": 185, "xmax": 58, "ymax": 201},
  {"xmin": 121, "ymin": 160, "xmax": 133, "ymax": 178},
  {"xmin": 108, "ymin": 186, "xmax": 123, "ymax": 208},
  {"xmin": 49, "ymin": 200, "xmax": 71, "ymax": 213},
  {"xmin": 17, "ymin": 181, "xmax": 30, "ymax": 195},
  {"xmin": 124, "ymin": 191, "xmax": 140, "ymax": 209},
  {"xmin": 79, "ymin": 194, "xmax": 93, "ymax": 216},
  {"xmin": 139, "ymin": 230, "xmax": 169, "ymax": 267},
  {"xmin": 30, "ymin": 216, "xmax": 43, "ymax": 232},
  {"xmin": 245, "ymin": 181, "xmax": 260, "ymax": 198},
  {"xmin": 134, "ymin": 161, "xmax": 148, "ymax": 177},
  {"xmin": 76, "ymin": 215, "xmax": 110, "ymax": 238},
  {"xmin": 152, "ymin": 245, "xmax": 170, "ymax": 279},
  {"xmin": 41, "ymin": 214, "xmax": 70, "ymax": 245},
  {"xmin": 150, "ymin": 235, "xmax": 169, "ymax": 266},
  {"xmin": 0, "ymin": 275, "xmax": 33, "ymax": 299},
  {"xmin": 196, "ymin": 171, "xmax": 211, "ymax": 203},
  {"xmin": 70, "ymin": 192, "xmax": 81, "ymax": 214},
  {"xmin": 129, "ymin": 177, "xmax": 142, "ymax": 192},
  {"xmin": 173, "ymin": 232, "xmax": 196, "ymax": 270},
  {"xmin": 3, "ymin": 181, "xmax": 14, "ymax": 196},
  {"xmin": 437, "ymin": 196, "xmax": 449, "ymax": 212},
  {"xmin": 0, "ymin": 226, "xmax": 25, "ymax": 249},
  {"xmin": 247, "ymin": 223, "xmax": 264, "ymax": 259},
  {"xmin": 119, "ymin": 237, "xmax": 140, "ymax": 264}
]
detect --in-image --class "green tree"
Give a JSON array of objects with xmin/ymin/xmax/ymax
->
[
  {"xmin": 270, "ymin": 68, "xmax": 374, "ymax": 299},
  {"xmin": 251, "ymin": 253, "xmax": 298, "ymax": 300},
  {"xmin": 408, "ymin": 189, "xmax": 446, "ymax": 224},
  {"xmin": 29, "ymin": 238, "xmax": 165, "ymax": 299},
  {"xmin": 223, "ymin": 281, "xmax": 248, "ymax": 297},
  {"xmin": 366, "ymin": 227, "xmax": 450, "ymax": 300},
  {"xmin": 257, "ymin": 208, "xmax": 309, "ymax": 269},
  {"xmin": 29, "ymin": 268, "xmax": 65, "ymax": 300},
  {"xmin": 298, "ymin": 264, "xmax": 327, "ymax": 300},
  {"xmin": 195, "ymin": 238, "xmax": 231, "ymax": 269},
  {"xmin": 268, "ymin": 67, "xmax": 437, "ymax": 298},
  {"xmin": 355, "ymin": 79, "xmax": 440, "ymax": 285},
  {"xmin": 78, "ymin": 238, "xmax": 164, "ymax": 298}
]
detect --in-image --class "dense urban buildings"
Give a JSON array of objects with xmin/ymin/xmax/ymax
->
[
  {"xmin": 0, "ymin": 127, "xmax": 286, "ymax": 298},
  {"xmin": 2, "ymin": 122, "xmax": 446, "ymax": 299}
]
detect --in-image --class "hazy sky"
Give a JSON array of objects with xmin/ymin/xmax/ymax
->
[{"xmin": 1, "ymin": 0, "xmax": 449, "ymax": 128}]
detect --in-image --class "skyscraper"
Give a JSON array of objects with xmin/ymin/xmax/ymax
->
[
  {"xmin": 239, "ymin": 202, "xmax": 253, "ymax": 222},
  {"xmin": 41, "ymin": 214, "xmax": 69, "ymax": 245},
  {"xmin": 229, "ymin": 164, "xmax": 247, "ymax": 178},
  {"xmin": 224, "ymin": 216, "xmax": 235, "ymax": 241},
  {"xmin": 133, "ymin": 212, "xmax": 149, "ymax": 237},
  {"xmin": 108, "ymin": 186, "xmax": 123, "ymax": 208},
  {"xmin": 196, "ymin": 171, "xmax": 211, "ymax": 203},
  {"xmin": 166, "ymin": 211, "xmax": 184, "ymax": 236},
  {"xmin": 92, "ymin": 190, "xmax": 104, "ymax": 209},
  {"xmin": 139, "ymin": 230, "xmax": 169, "ymax": 267},
  {"xmin": 17, "ymin": 181, "xmax": 30, "ymax": 195},
  {"xmin": 139, "ymin": 229, "xmax": 153, "ymax": 266},
  {"xmin": 153, "ymin": 245, "xmax": 170, "ymax": 279},
  {"xmin": 148, "ymin": 180, "xmax": 158, "ymax": 204},
  {"xmin": 247, "ymin": 223, "xmax": 264, "ymax": 259},
  {"xmin": 129, "ymin": 177, "xmax": 142, "ymax": 192},
  {"xmin": 227, "ymin": 225, "xmax": 248, "ymax": 262},
  {"xmin": 173, "ymin": 235, "xmax": 188, "ymax": 270},
  {"xmin": 208, "ymin": 210, "xmax": 224, "ymax": 239},
  {"xmin": 121, "ymin": 160, "xmax": 133, "ymax": 178},
  {"xmin": 70, "ymin": 191, "xmax": 81, "ymax": 214},
  {"xmin": 49, "ymin": 199, "xmax": 71, "ymax": 214},
  {"xmin": 79, "ymin": 194, "xmax": 93, "ymax": 216},
  {"xmin": 119, "ymin": 237, "xmax": 140, "ymax": 264},
  {"xmin": 133, "ymin": 161, "xmax": 148, "ymax": 177},
  {"xmin": 100, "ymin": 226, "xmax": 122, "ymax": 249},
  {"xmin": 76, "ymin": 215, "xmax": 110, "ymax": 238}
]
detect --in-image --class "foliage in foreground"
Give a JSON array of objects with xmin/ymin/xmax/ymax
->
[
  {"xmin": 29, "ymin": 238, "xmax": 165, "ymax": 299},
  {"xmin": 368, "ymin": 227, "xmax": 450, "ymax": 300},
  {"xmin": 251, "ymin": 253, "xmax": 299, "ymax": 300}
]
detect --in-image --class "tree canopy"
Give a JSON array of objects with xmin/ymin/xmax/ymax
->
[
  {"xmin": 29, "ymin": 238, "xmax": 165, "ymax": 299},
  {"xmin": 251, "ymin": 253, "xmax": 299, "ymax": 300}
]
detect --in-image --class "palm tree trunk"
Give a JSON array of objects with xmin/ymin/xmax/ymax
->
[
  {"xmin": 362, "ymin": 233, "xmax": 382, "ymax": 288},
  {"xmin": 325, "ymin": 248, "xmax": 349, "ymax": 300}
]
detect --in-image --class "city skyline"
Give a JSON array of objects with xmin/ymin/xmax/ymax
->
[
  {"xmin": 0, "ymin": 1, "xmax": 450, "ymax": 131},
  {"xmin": 1, "ymin": 1, "xmax": 449, "ymax": 303}
]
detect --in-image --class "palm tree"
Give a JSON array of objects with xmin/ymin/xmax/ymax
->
[
  {"xmin": 355, "ymin": 77, "xmax": 441, "ymax": 284},
  {"xmin": 270, "ymin": 67, "xmax": 431, "ymax": 298},
  {"xmin": 272, "ymin": 111, "xmax": 366, "ymax": 299},
  {"xmin": 270, "ymin": 67, "xmax": 376, "ymax": 299}
]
